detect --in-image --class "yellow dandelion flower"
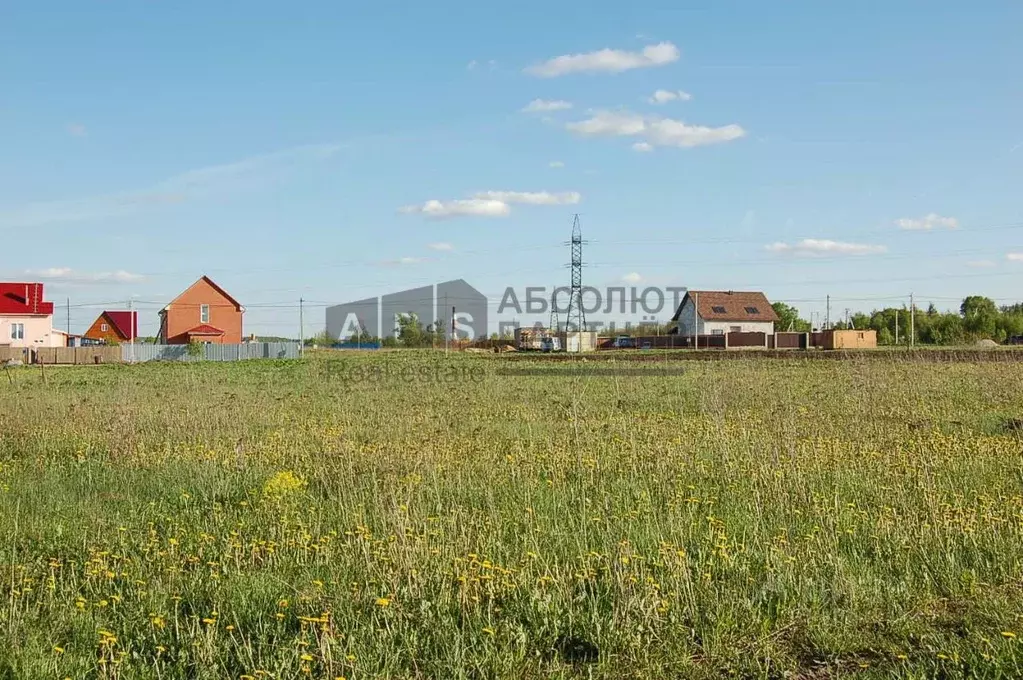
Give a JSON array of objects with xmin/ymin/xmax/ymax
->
[
  {"xmin": 375, "ymin": 597, "xmax": 391, "ymax": 607},
  {"xmin": 300, "ymin": 653, "xmax": 314, "ymax": 661},
  {"xmin": 53, "ymin": 646, "xmax": 65, "ymax": 654},
  {"xmin": 1002, "ymin": 631, "xmax": 1017, "ymax": 639}
]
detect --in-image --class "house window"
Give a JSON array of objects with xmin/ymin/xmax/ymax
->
[
  {"xmin": 200, "ymin": 304, "xmax": 210, "ymax": 324},
  {"xmin": 101, "ymin": 323, "xmax": 108, "ymax": 332},
  {"xmin": 11, "ymin": 323, "xmax": 24, "ymax": 340},
  {"xmin": 744, "ymin": 306, "xmax": 759, "ymax": 314},
  {"xmin": 711, "ymin": 329, "xmax": 724, "ymax": 335},
  {"xmin": 730, "ymin": 325, "xmax": 742, "ymax": 333},
  {"xmin": 711, "ymin": 305, "xmax": 727, "ymax": 314}
]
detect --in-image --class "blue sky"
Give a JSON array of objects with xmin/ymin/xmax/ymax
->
[{"xmin": 2, "ymin": 1, "xmax": 1022, "ymax": 336}]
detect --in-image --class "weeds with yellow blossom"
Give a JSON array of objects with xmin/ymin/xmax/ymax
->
[{"xmin": 1, "ymin": 355, "xmax": 1023, "ymax": 677}]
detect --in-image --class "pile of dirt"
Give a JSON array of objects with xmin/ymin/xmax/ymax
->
[{"xmin": 976, "ymin": 339, "xmax": 998, "ymax": 348}]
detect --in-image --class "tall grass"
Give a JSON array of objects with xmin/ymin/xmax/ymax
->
[{"xmin": 0, "ymin": 354, "xmax": 1021, "ymax": 678}]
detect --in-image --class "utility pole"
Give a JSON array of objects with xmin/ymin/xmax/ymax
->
[
  {"xmin": 910, "ymin": 293, "xmax": 915, "ymax": 348},
  {"xmin": 825, "ymin": 295, "xmax": 830, "ymax": 330},
  {"xmin": 128, "ymin": 298, "xmax": 135, "ymax": 364},
  {"xmin": 450, "ymin": 305, "xmax": 455, "ymax": 354},
  {"xmin": 895, "ymin": 309, "xmax": 899, "ymax": 345},
  {"xmin": 692, "ymin": 292, "xmax": 699, "ymax": 349},
  {"xmin": 299, "ymin": 297, "xmax": 304, "ymax": 356},
  {"xmin": 845, "ymin": 308, "xmax": 850, "ymax": 329},
  {"xmin": 66, "ymin": 298, "xmax": 70, "ymax": 336}
]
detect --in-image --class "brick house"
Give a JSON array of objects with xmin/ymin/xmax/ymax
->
[
  {"xmin": 84, "ymin": 311, "xmax": 139, "ymax": 344},
  {"xmin": 670, "ymin": 290, "xmax": 779, "ymax": 336},
  {"xmin": 0, "ymin": 282, "xmax": 64, "ymax": 348},
  {"xmin": 157, "ymin": 276, "xmax": 244, "ymax": 344}
]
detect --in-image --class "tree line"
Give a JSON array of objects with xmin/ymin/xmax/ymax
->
[{"xmin": 772, "ymin": 297, "xmax": 1023, "ymax": 345}]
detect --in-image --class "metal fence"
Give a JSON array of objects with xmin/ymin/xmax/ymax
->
[{"xmin": 123, "ymin": 342, "xmax": 301, "ymax": 363}]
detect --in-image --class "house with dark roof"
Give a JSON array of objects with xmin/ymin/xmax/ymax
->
[
  {"xmin": 669, "ymin": 290, "xmax": 779, "ymax": 336},
  {"xmin": 157, "ymin": 276, "xmax": 244, "ymax": 344},
  {"xmin": 84, "ymin": 311, "xmax": 139, "ymax": 344}
]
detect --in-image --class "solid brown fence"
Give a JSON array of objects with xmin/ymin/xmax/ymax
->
[
  {"xmin": 726, "ymin": 332, "xmax": 768, "ymax": 348},
  {"xmin": 774, "ymin": 332, "xmax": 809, "ymax": 349},
  {"xmin": 598, "ymin": 335, "xmax": 728, "ymax": 349}
]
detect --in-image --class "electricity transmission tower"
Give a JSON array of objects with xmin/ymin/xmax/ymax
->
[
  {"xmin": 548, "ymin": 290, "xmax": 560, "ymax": 332},
  {"xmin": 564, "ymin": 214, "xmax": 587, "ymax": 336}
]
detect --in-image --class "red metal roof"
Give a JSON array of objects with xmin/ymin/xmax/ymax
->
[
  {"xmin": 183, "ymin": 324, "xmax": 225, "ymax": 336},
  {"xmin": 0, "ymin": 282, "xmax": 55, "ymax": 315},
  {"xmin": 103, "ymin": 311, "xmax": 139, "ymax": 340}
]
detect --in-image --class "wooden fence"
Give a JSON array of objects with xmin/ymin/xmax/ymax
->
[{"xmin": 33, "ymin": 346, "xmax": 122, "ymax": 365}]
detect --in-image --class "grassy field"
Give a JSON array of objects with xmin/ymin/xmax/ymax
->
[{"xmin": 1, "ymin": 352, "xmax": 1022, "ymax": 679}]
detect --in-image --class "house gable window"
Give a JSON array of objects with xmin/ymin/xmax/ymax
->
[
  {"xmin": 101, "ymin": 323, "xmax": 108, "ymax": 332},
  {"xmin": 200, "ymin": 304, "xmax": 210, "ymax": 324}
]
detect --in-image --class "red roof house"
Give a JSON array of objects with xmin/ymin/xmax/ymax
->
[
  {"xmin": 83, "ymin": 311, "xmax": 139, "ymax": 343},
  {"xmin": 0, "ymin": 282, "xmax": 62, "ymax": 348}
]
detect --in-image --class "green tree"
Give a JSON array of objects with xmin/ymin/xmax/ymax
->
[
  {"xmin": 960, "ymin": 296, "xmax": 998, "ymax": 338},
  {"xmin": 771, "ymin": 302, "xmax": 810, "ymax": 332}
]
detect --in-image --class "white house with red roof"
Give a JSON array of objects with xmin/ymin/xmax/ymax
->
[{"xmin": 0, "ymin": 282, "xmax": 65, "ymax": 348}]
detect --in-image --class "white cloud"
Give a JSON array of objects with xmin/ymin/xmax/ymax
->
[
  {"xmin": 632, "ymin": 142, "xmax": 653, "ymax": 152},
  {"xmin": 521, "ymin": 99, "xmax": 573, "ymax": 113},
  {"xmin": 765, "ymin": 239, "xmax": 887, "ymax": 257},
  {"xmin": 895, "ymin": 213, "xmax": 959, "ymax": 231},
  {"xmin": 66, "ymin": 123, "xmax": 87, "ymax": 137},
  {"xmin": 427, "ymin": 242, "xmax": 454, "ymax": 251},
  {"xmin": 549, "ymin": 161, "xmax": 565, "ymax": 168},
  {"xmin": 378, "ymin": 256, "xmax": 427, "ymax": 267},
  {"xmin": 568, "ymin": 110, "xmax": 647, "ymax": 136},
  {"xmin": 526, "ymin": 41, "xmax": 680, "ymax": 77},
  {"xmin": 0, "ymin": 143, "xmax": 343, "ymax": 229},
  {"xmin": 399, "ymin": 198, "xmax": 510, "ymax": 219},
  {"xmin": 401, "ymin": 190, "xmax": 581, "ymax": 219},
  {"xmin": 567, "ymin": 109, "xmax": 745, "ymax": 149},
  {"xmin": 467, "ymin": 60, "xmax": 478, "ymax": 70},
  {"xmin": 648, "ymin": 89, "xmax": 692, "ymax": 104},
  {"xmin": 1007, "ymin": 253, "xmax": 1023, "ymax": 262},
  {"xmin": 472, "ymin": 190, "xmax": 580, "ymax": 205},
  {"xmin": 25, "ymin": 267, "xmax": 145, "ymax": 284},
  {"xmin": 966, "ymin": 260, "xmax": 996, "ymax": 268},
  {"xmin": 621, "ymin": 272, "xmax": 642, "ymax": 284}
]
